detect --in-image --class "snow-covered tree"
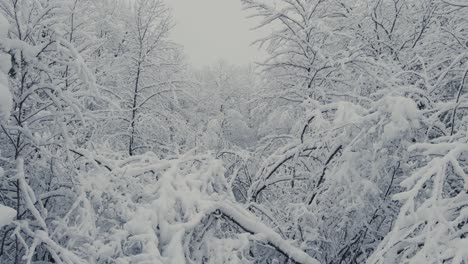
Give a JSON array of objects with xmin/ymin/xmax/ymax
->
[
  {"xmin": 0, "ymin": 0, "xmax": 101, "ymax": 262},
  {"xmin": 240, "ymin": 0, "xmax": 468, "ymax": 263},
  {"xmin": 87, "ymin": 0, "xmax": 192, "ymax": 157}
]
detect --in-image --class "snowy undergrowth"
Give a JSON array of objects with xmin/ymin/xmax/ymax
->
[{"xmin": 50, "ymin": 150, "xmax": 318, "ymax": 264}]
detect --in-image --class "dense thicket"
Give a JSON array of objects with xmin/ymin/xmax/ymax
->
[{"xmin": 0, "ymin": 0, "xmax": 467, "ymax": 263}]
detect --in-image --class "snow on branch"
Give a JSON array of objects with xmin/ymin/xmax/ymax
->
[{"xmin": 218, "ymin": 201, "xmax": 320, "ymax": 264}]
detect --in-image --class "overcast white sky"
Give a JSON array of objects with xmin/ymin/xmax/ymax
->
[{"xmin": 168, "ymin": 0, "xmax": 264, "ymax": 67}]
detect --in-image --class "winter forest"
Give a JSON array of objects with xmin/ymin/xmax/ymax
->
[{"xmin": 0, "ymin": 0, "xmax": 467, "ymax": 263}]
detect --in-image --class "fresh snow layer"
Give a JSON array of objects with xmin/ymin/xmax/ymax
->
[
  {"xmin": 0, "ymin": 75, "xmax": 12, "ymax": 121},
  {"xmin": 0, "ymin": 204, "xmax": 16, "ymax": 227},
  {"xmin": 0, "ymin": 13, "xmax": 8, "ymax": 36}
]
